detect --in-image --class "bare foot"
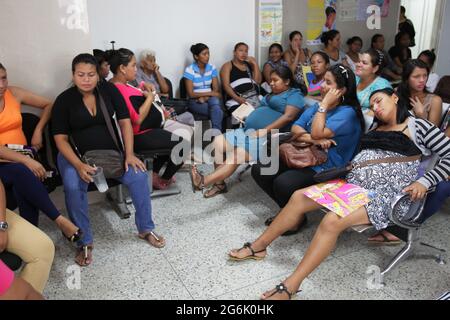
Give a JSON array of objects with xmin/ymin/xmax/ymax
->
[
  {"xmin": 368, "ymin": 230, "xmax": 401, "ymax": 244},
  {"xmin": 139, "ymin": 231, "xmax": 166, "ymax": 248}
]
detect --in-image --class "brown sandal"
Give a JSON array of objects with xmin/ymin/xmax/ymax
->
[
  {"xmin": 75, "ymin": 245, "xmax": 93, "ymax": 267},
  {"xmin": 203, "ymin": 182, "xmax": 228, "ymax": 198},
  {"xmin": 189, "ymin": 165, "xmax": 205, "ymax": 193},
  {"xmin": 140, "ymin": 231, "xmax": 166, "ymax": 248}
]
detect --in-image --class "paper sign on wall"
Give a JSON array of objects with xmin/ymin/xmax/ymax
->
[{"xmin": 259, "ymin": 0, "xmax": 283, "ymax": 47}]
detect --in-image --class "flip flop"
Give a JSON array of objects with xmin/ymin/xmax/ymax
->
[
  {"xmin": 228, "ymin": 242, "xmax": 266, "ymax": 261},
  {"xmin": 368, "ymin": 233, "xmax": 402, "ymax": 246}
]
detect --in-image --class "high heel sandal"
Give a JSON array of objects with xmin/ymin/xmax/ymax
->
[{"xmin": 189, "ymin": 165, "xmax": 205, "ymax": 193}]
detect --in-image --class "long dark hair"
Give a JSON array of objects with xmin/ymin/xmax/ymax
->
[
  {"xmin": 370, "ymin": 88, "xmax": 411, "ymax": 125},
  {"xmin": 108, "ymin": 48, "xmax": 135, "ymax": 75},
  {"xmin": 397, "ymin": 59, "xmax": 430, "ymax": 110},
  {"xmin": 0, "ymin": 63, "xmax": 5, "ymax": 71},
  {"xmin": 328, "ymin": 64, "xmax": 365, "ymax": 132},
  {"xmin": 72, "ymin": 53, "xmax": 100, "ymax": 74}
]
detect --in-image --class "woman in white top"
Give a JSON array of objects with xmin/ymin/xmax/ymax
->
[
  {"xmin": 321, "ymin": 30, "xmax": 349, "ymax": 67},
  {"xmin": 418, "ymin": 49, "xmax": 440, "ymax": 93},
  {"xmin": 345, "ymin": 36, "xmax": 362, "ymax": 73}
]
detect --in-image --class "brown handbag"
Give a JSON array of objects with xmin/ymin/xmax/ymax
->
[{"xmin": 279, "ymin": 132, "xmax": 328, "ymax": 169}]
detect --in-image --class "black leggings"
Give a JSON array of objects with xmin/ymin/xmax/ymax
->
[
  {"xmin": 251, "ymin": 161, "xmax": 317, "ymax": 208},
  {"xmin": 0, "ymin": 163, "xmax": 60, "ymax": 226},
  {"xmin": 134, "ymin": 129, "xmax": 184, "ymax": 180}
]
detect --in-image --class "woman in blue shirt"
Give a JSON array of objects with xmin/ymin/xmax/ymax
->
[
  {"xmin": 356, "ymin": 49, "xmax": 392, "ymax": 131},
  {"xmin": 252, "ymin": 64, "xmax": 365, "ymax": 234},
  {"xmin": 190, "ymin": 66, "xmax": 305, "ymax": 198}
]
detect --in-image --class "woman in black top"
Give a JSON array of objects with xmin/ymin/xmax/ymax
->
[
  {"xmin": 388, "ymin": 31, "xmax": 412, "ymax": 73},
  {"xmin": 52, "ymin": 54, "xmax": 165, "ymax": 267}
]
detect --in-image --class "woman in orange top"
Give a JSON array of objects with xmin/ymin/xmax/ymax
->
[{"xmin": 0, "ymin": 63, "xmax": 53, "ymax": 149}]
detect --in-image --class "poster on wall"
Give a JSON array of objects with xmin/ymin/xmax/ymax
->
[
  {"xmin": 307, "ymin": 0, "xmax": 337, "ymax": 46},
  {"xmin": 357, "ymin": 0, "xmax": 391, "ymax": 21},
  {"xmin": 259, "ymin": 0, "xmax": 283, "ymax": 47}
]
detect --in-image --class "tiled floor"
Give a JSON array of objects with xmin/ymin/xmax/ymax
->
[{"xmin": 39, "ymin": 165, "xmax": 450, "ymax": 300}]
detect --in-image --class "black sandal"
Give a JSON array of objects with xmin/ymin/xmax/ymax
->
[
  {"xmin": 203, "ymin": 182, "xmax": 228, "ymax": 198},
  {"xmin": 189, "ymin": 165, "xmax": 205, "ymax": 193},
  {"xmin": 228, "ymin": 242, "xmax": 266, "ymax": 261},
  {"xmin": 262, "ymin": 283, "xmax": 301, "ymax": 300},
  {"xmin": 63, "ymin": 228, "xmax": 83, "ymax": 243}
]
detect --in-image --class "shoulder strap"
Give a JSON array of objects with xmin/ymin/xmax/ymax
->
[
  {"xmin": 96, "ymin": 88, "xmax": 124, "ymax": 153},
  {"xmin": 352, "ymin": 155, "xmax": 421, "ymax": 170}
]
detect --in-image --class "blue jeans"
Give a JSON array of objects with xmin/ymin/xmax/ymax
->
[
  {"xmin": 188, "ymin": 97, "xmax": 223, "ymax": 131},
  {"xmin": 57, "ymin": 153, "xmax": 155, "ymax": 246}
]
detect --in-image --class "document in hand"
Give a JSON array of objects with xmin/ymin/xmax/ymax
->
[
  {"xmin": 304, "ymin": 179, "xmax": 374, "ymax": 217},
  {"xmin": 232, "ymin": 102, "xmax": 255, "ymax": 123}
]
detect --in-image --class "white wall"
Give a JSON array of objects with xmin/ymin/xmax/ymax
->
[
  {"xmin": 435, "ymin": 0, "xmax": 450, "ymax": 76},
  {"xmin": 0, "ymin": 0, "xmax": 92, "ymax": 99},
  {"xmin": 87, "ymin": 0, "xmax": 256, "ymax": 96}
]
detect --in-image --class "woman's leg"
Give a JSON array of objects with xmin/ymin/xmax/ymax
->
[
  {"xmin": 0, "ymin": 163, "xmax": 79, "ymax": 237},
  {"xmin": 57, "ymin": 154, "xmax": 92, "ymax": 248},
  {"xmin": 261, "ymin": 207, "xmax": 371, "ymax": 300},
  {"xmin": 6, "ymin": 209, "xmax": 55, "ymax": 294},
  {"xmin": 207, "ymin": 97, "xmax": 224, "ymax": 132},
  {"xmin": 118, "ymin": 169, "xmax": 165, "ymax": 248},
  {"xmin": 229, "ymin": 189, "xmax": 323, "ymax": 259}
]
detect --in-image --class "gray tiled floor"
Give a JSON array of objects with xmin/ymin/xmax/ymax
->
[{"xmin": 39, "ymin": 166, "xmax": 450, "ymax": 300}]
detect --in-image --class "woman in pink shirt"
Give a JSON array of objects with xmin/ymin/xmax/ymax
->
[{"xmin": 0, "ymin": 259, "xmax": 43, "ymax": 300}]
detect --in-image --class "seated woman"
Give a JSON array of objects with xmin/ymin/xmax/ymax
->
[
  {"xmin": 345, "ymin": 36, "xmax": 363, "ymax": 72},
  {"xmin": 252, "ymin": 64, "xmax": 364, "ymax": 233},
  {"xmin": 109, "ymin": 48, "xmax": 191, "ymax": 189},
  {"xmin": 135, "ymin": 50, "xmax": 195, "ymax": 127},
  {"xmin": 0, "ymin": 63, "xmax": 81, "ymax": 239},
  {"xmin": 262, "ymin": 43, "xmax": 288, "ymax": 91},
  {"xmin": 184, "ymin": 43, "xmax": 224, "ymax": 132},
  {"xmin": 229, "ymin": 88, "xmax": 450, "ymax": 300},
  {"xmin": 388, "ymin": 31, "xmax": 412, "ymax": 74},
  {"xmin": 303, "ymin": 51, "xmax": 330, "ymax": 108},
  {"xmin": 397, "ymin": 59, "xmax": 443, "ymax": 126},
  {"xmin": 371, "ymin": 34, "xmax": 402, "ymax": 82},
  {"xmin": 221, "ymin": 42, "xmax": 262, "ymax": 114},
  {"xmin": 0, "ymin": 179, "xmax": 54, "ymax": 296},
  {"xmin": 418, "ymin": 50, "xmax": 440, "ymax": 93},
  {"xmin": 93, "ymin": 49, "xmax": 111, "ymax": 82},
  {"xmin": 355, "ymin": 49, "xmax": 392, "ymax": 130},
  {"xmin": 52, "ymin": 54, "xmax": 166, "ymax": 267},
  {"xmin": 190, "ymin": 66, "xmax": 305, "ymax": 198},
  {"xmin": 283, "ymin": 31, "xmax": 312, "ymax": 92},
  {"xmin": 321, "ymin": 30, "xmax": 348, "ymax": 67}
]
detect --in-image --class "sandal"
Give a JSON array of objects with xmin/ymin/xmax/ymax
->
[
  {"xmin": 203, "ymin": 182, "xmax": 228, "ymax": 199},
  {"xmin": 140, "ymin": 231, "xmax": 166, "ymax": 248},
  {"xmin": 62, "ymin": 228, "xmax": 83, "ymax": 243},
  {"xmin": 189, "ymin": 165, "xmax": 205, "ymax": 193},
  {"xmin": 228, "ymin": 242, "xmax": 266, "ymax": 261},
  {"xmin": 368, "ymin": 232, "xmax": 402, "ymax": 246},
  {"xmin": 261, "ymin": 283, "xmax": 301, "ymax": 300},
  {"xmin": 75, "ymin": 245, "xmax": 93, "ymax": 267}
]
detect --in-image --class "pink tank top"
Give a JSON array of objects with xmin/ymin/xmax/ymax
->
[{"xmin": 0, "ymin": 259, "xmax": 14, "ymax": 296}]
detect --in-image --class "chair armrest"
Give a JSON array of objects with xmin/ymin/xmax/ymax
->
[{"xmin": 388, "ymin": 188, "xmax": 435, "ymax": 229}]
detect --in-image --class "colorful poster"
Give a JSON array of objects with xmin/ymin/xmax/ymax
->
[
  {"xmin": 307, "ymin": 0, "xmax": 337, "ymax": 46},
  {"xmin": 259, "ymin": 0, "xmax": 283, "ymax": 47},
  {"xmin": 304, "ymin": 179, "xmax": 374, "ymax": 217},
  {"xmin": 358, "ymin": 0, "xmax": 391, "ymax": 21}
]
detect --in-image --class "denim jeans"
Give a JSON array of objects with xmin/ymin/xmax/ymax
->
[
  {"xmin": 422, "ymin": 181, "xmax": 450, "ymax": 222},
  {"xmin": 57, "ymin": 153, "xmax": 155, "ymax": 246},
  {"xmin": 188, "ymin": 96, "xmax": 223, "ymax": 131}
]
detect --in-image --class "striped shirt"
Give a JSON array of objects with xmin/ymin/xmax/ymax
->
[
  {"xmin": 183, "ymin": 62, "xmax": 218, "ymax": 93},
  {"xmin": 409, "ymin": 118, "xmax": 450, "ymax": 189}
]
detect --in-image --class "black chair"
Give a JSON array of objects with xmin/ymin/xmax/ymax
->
[
  {"xmin": 164, "ymin": 77, "xmax": 174, "ymax": 99},
  {"xmin": 179, "ymin": 78, "xmax": 210, "ymax": 122}
]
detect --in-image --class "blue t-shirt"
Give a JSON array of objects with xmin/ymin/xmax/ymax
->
[
  {"xmin": 356, "ymin": 76, "xmax": 392, "ymax": 110},
  {"xmin": 244, "ymin": 88, "xmax": 305, "ymax": 131},
  {"xmin": 294, "ymin": 104, "xmax": 362, "ymax": 172}
]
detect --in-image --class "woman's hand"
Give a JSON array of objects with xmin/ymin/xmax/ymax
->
[
  {"xmin": 75, "ymin": 162, "xmax": 97, "ymax": 184},
  {"xmin": 321, "ymin": 88, "xmax": 344, "ymax": 110},
  {"xmin": 403, "ymin": 181, "xmax": 428, "ymax": 201},
  {"xmin": 410, "ymin": 96, "xmax": 426, "ymax": 118},
  {"xmin": 250, "ymin": 129, "xmax": 268, "ymax": 138},
  {"xmin": 315, "ymin": 139, "xmax": 337, "ymax": 150},
  {"xmin": 31, "ymin": 129, "xmax": 44, "ymax": 151},
  {"xmin": 125, "ymin": 155, "xmax": 146, "ymax": 173},
  {"xmin": 246, "ymin": 56, "xmax": 258, "ymax": 66},
  {"xmin": 23, "ymin": 158, "xmax": 47, "ymax": 181},
  {"xmin": 198, "ymin": 97, "xmax": 209, "ymax": 104},
  {"xmin": 142, "ymin": 82, "xmax": 156, "ymax": 93}
]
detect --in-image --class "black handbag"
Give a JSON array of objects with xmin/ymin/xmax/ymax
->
[
  {"xmin": 129, "ymin": 96, "xmax": 165, "ymax": 131},
  {"xmin": 71, "ymin": 90, "xmax": 125, "ymax": 179},
  {"xmin": 160, "ymin": 96, "xmax": 189, "ymax": 115}
]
